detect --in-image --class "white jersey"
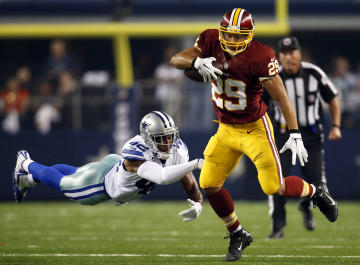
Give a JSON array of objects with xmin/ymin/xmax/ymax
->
[{"xmin": 104, "ymin": 135, "xmax": 189, "ymax": 203}]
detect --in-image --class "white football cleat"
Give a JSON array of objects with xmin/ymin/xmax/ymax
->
[
  {"xmin": 15, "ymin": 150, "xmax": 31, "ymax": 174},
  {"xmin": 13, "ymin": 150, "xmax": 36, "ymax": 203},
  {"xmin": 13, "ymin": 172, "xmax": 36, "ymax": 203}
]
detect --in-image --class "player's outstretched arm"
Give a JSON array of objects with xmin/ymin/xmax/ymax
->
[
  {"xmin": 178, "ymin": 172, "xmax": 203, "ymax": 222},
  {"xmin": 180, "ymin": 172, "xmax": 203, "ymax": 204},
  {"xmin": 263, "ymin": 75, "xmax": 308, "ymax": 166},
  {"xmin": 136, "ymin": 159, "xmax": 203, "ymax": 185}
]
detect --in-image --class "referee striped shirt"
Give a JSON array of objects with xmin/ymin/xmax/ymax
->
[{"xmin": 274, "ymin": 61, "xmax": 338, "ymax": 128}]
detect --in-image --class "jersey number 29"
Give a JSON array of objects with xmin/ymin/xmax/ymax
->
[{"xmin": 211, "ymin": 78, "xmax": 247, "ymax": 111}]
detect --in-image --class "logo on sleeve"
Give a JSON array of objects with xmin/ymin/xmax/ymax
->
[{"xmin": 268, "ymin": 57, "xmax": 279, "ymax": 76}]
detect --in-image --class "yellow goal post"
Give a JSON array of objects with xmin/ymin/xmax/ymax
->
[{"xmin": 0, "ymin": 0, "xmax": 289, "ymax": 88}]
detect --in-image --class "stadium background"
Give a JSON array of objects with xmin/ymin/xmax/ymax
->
[{"xmin": 0, "ymin": 0, "xmax": 359, "ymax": 202}]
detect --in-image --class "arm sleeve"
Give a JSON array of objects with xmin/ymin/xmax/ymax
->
[{"xmin": 137, "ymin": 159, "xmax": 199, "ymax": 185}]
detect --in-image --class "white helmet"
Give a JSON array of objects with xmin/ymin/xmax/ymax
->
[{"xmin": 139, "ymin": 111, "xmax": 179, "ymax": 160}]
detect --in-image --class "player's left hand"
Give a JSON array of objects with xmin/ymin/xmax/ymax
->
[
  {"xmin": 178, "ymin": 199, "xmax": 202, "ymax": 222},
  {"xmin": 279, "ymin": 132, "xmax": 308, "ymax": 166}
]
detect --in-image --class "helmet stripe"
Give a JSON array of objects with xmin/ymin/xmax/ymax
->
[
  {"xmin": 229, "ymin": 8, "xmax": 237, "ymax": 27},
  {"xmin": 232, "ymin": 8, "xmax": 242, "ymax": 27},
  {"xmin": 152, "ymin": 111, "xmax": 168, "ymax": 128},
  {"xmin": 237, "ymin": 9, "xmax": 245, "ymax": 28},
  {"xmin": 160, "ymin": 111, "xmax": 173, "ymax": 127}
]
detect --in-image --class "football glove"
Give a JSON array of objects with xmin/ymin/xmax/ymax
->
[
  {"xmin": 196, "ymin": 158, "xmax": 204, "ymax": 170},
  {"xmin": 193, "ymin": 57, "xmax": 223, "ymax": 82},
  {"xmin": 279, "ymin": 132, "xmax": 308, "ymax": 166},
  {"xmin": 178, "ymin": 199, "xmax": 202, "ymax": 222}
]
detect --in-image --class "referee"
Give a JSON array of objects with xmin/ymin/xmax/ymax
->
[{"xmin": 267, "ymin": 37, "xmax": 342, "ymax": 239}]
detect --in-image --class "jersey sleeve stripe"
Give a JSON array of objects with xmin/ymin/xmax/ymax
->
[
  {"xmin": 122, "ymin": 156, "xmax": 146, "ymax": 161},
  {"xmin": 122, "ymin": 149, "xmax": 144, "ymax": 157}
]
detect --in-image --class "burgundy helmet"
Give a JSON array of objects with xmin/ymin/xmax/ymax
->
[{"xmin": 219, "ymin": 8, "xmax": 255, "ymax": 55}]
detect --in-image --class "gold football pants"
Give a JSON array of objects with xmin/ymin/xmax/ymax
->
[{"xmin": 199, "ymin": 114, "xmax": 283, "ymax": 195}]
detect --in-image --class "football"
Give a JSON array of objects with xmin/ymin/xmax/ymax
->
[{"xmin": 184, "ymin": 60, "xmax": 225, "ymax": 82}]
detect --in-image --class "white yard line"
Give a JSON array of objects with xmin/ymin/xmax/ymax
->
[{"xmin": 0, "ymin": 254, "xmax": 359, "ymax": 258}]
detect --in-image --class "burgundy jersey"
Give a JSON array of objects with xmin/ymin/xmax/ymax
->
[{"xmin": 195, "ymin": 29, "xmax": 280, "ymax": 124}]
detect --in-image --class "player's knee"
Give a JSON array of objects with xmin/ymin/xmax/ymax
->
[
  {"xmin": 261, "ymin": 183, "xmax": 279, "ymax": 195},
  {"xmin": 203, "ymin": 186, "xmax": 222, "ymax": 195}
]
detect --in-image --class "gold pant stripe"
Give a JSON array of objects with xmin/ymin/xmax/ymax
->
[{"xmin": 261, "ymin": 115, "xmax": 283, "ymax": 185}]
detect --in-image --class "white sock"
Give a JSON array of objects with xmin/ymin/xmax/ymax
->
[
  {"xmin": 27, "ymin": 174, "xmax": 38, "ymax": 186},
  {"xmin": 22, "ymin": 159, "xmax": 34, "ymax": 173},
  {"xmin": 310, "ymin": 184, "xmax": 316, "ymax": 198},
  {"xmin": 233, "ymin": 224, "xmax": 243, "ymax": 233}
]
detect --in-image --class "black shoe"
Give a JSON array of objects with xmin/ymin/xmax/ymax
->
[
  {"xmin": 267, "ymin": 229, "xmax": 284, "ymax": 239},
  {"xmin": 298, "ymin": 203, "xmax": 315, "ymax": 231},
  {"xmin": 312, "ymin": 184, "xmax": 338, "ymax": 222},
  {"xmin": 224, "ymin": 228, "xmax": 253, "ymax": 262}
]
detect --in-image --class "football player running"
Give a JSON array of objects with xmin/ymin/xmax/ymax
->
[
  {"xmin": 170, "ymin": 8, "xmax": 338, "ymax": 261},
  {"xmin": 13, "ymin": 111, "xmax": 203, "ymax": 222}
]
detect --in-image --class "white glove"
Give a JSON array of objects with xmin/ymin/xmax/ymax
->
[
  {"xmin": 193, "ymin": 57, "xmax": 223, "ymax": 82},
  {"xmin": 178, "ymin": 199, "xmax": 202, "ymax": 222},
  {"xmin": 279, "ymin": 133, "xmax": 308, "ymax": 166},
  {"xmin": 196, "ymin": 158, "xmax": 204, "ymax": 170}
]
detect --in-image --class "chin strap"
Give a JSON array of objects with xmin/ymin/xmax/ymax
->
[{"xmin": 157, "ymin": 152, "xmax": 170, "ymax": 160}]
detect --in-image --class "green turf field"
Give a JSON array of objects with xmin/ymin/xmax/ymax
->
[{"xmin": 0, "ymin": 200, "xmax": 359, "ymax": 264}]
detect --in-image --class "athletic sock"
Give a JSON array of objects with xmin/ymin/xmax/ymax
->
[
  {"xmin": 27, "ymin": 174, "xmax": 38, "ymax": 186},
  {"xmin": 52, "ymin": 164, "xmax": 77, "ymax": 175},
  {"xmin": 28, "ymin": 162, "xmax": 64, "ymax": 192},
  {"xmin": 22, "ymin": 159, "xmax": 34, "ymax": 172},
  {"xmin": 284, "ymin": 175, "xmax": 316, "ymax": 198},
  {"xmin": 206, "ymin": 187, "xmax": 240, "ymax": 232}
]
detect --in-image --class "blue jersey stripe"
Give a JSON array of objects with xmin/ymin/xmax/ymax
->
[
  {"xmin": 123, "ymin": 156, "xmax": 146, "ymax": 161},
  {"xmin": 62, "ymin": 183, "xmax": 104, "ymax": 193},
  {"xmin": 122, "ymin": 149, "xmax": 144, "ymax": 157}
]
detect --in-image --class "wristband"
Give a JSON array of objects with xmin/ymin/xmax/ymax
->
[
  {"xmin": 288, "ymin": 129, "xmax": 299, "ymax": 134},
  {"xmin": 191, "ymin": 57, "xmax": 197, "ymax": 68},
  {"xmin": 332, "ymin": 124, "xmax": 340, "ymax": 128}
]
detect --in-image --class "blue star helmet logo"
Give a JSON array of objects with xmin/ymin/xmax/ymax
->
[{"xmin": 141, "ymin": 121, "xmax": 150, "ymax": 130}]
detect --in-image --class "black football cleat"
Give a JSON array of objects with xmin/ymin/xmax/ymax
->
[
  {"xmin": 298, "ymin": 203, "xmax": 315, "ymax": 230},
  {"xmin": 224, "ymin": 228, "xmax": 253, "ymax": 262},
  {"xmin": 267, "ymin": 229, "xmax": 284, "ymax": 239},
  {"xmin": 312, "ymin": 184, "xmax": 338, "ymax": 222}
]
